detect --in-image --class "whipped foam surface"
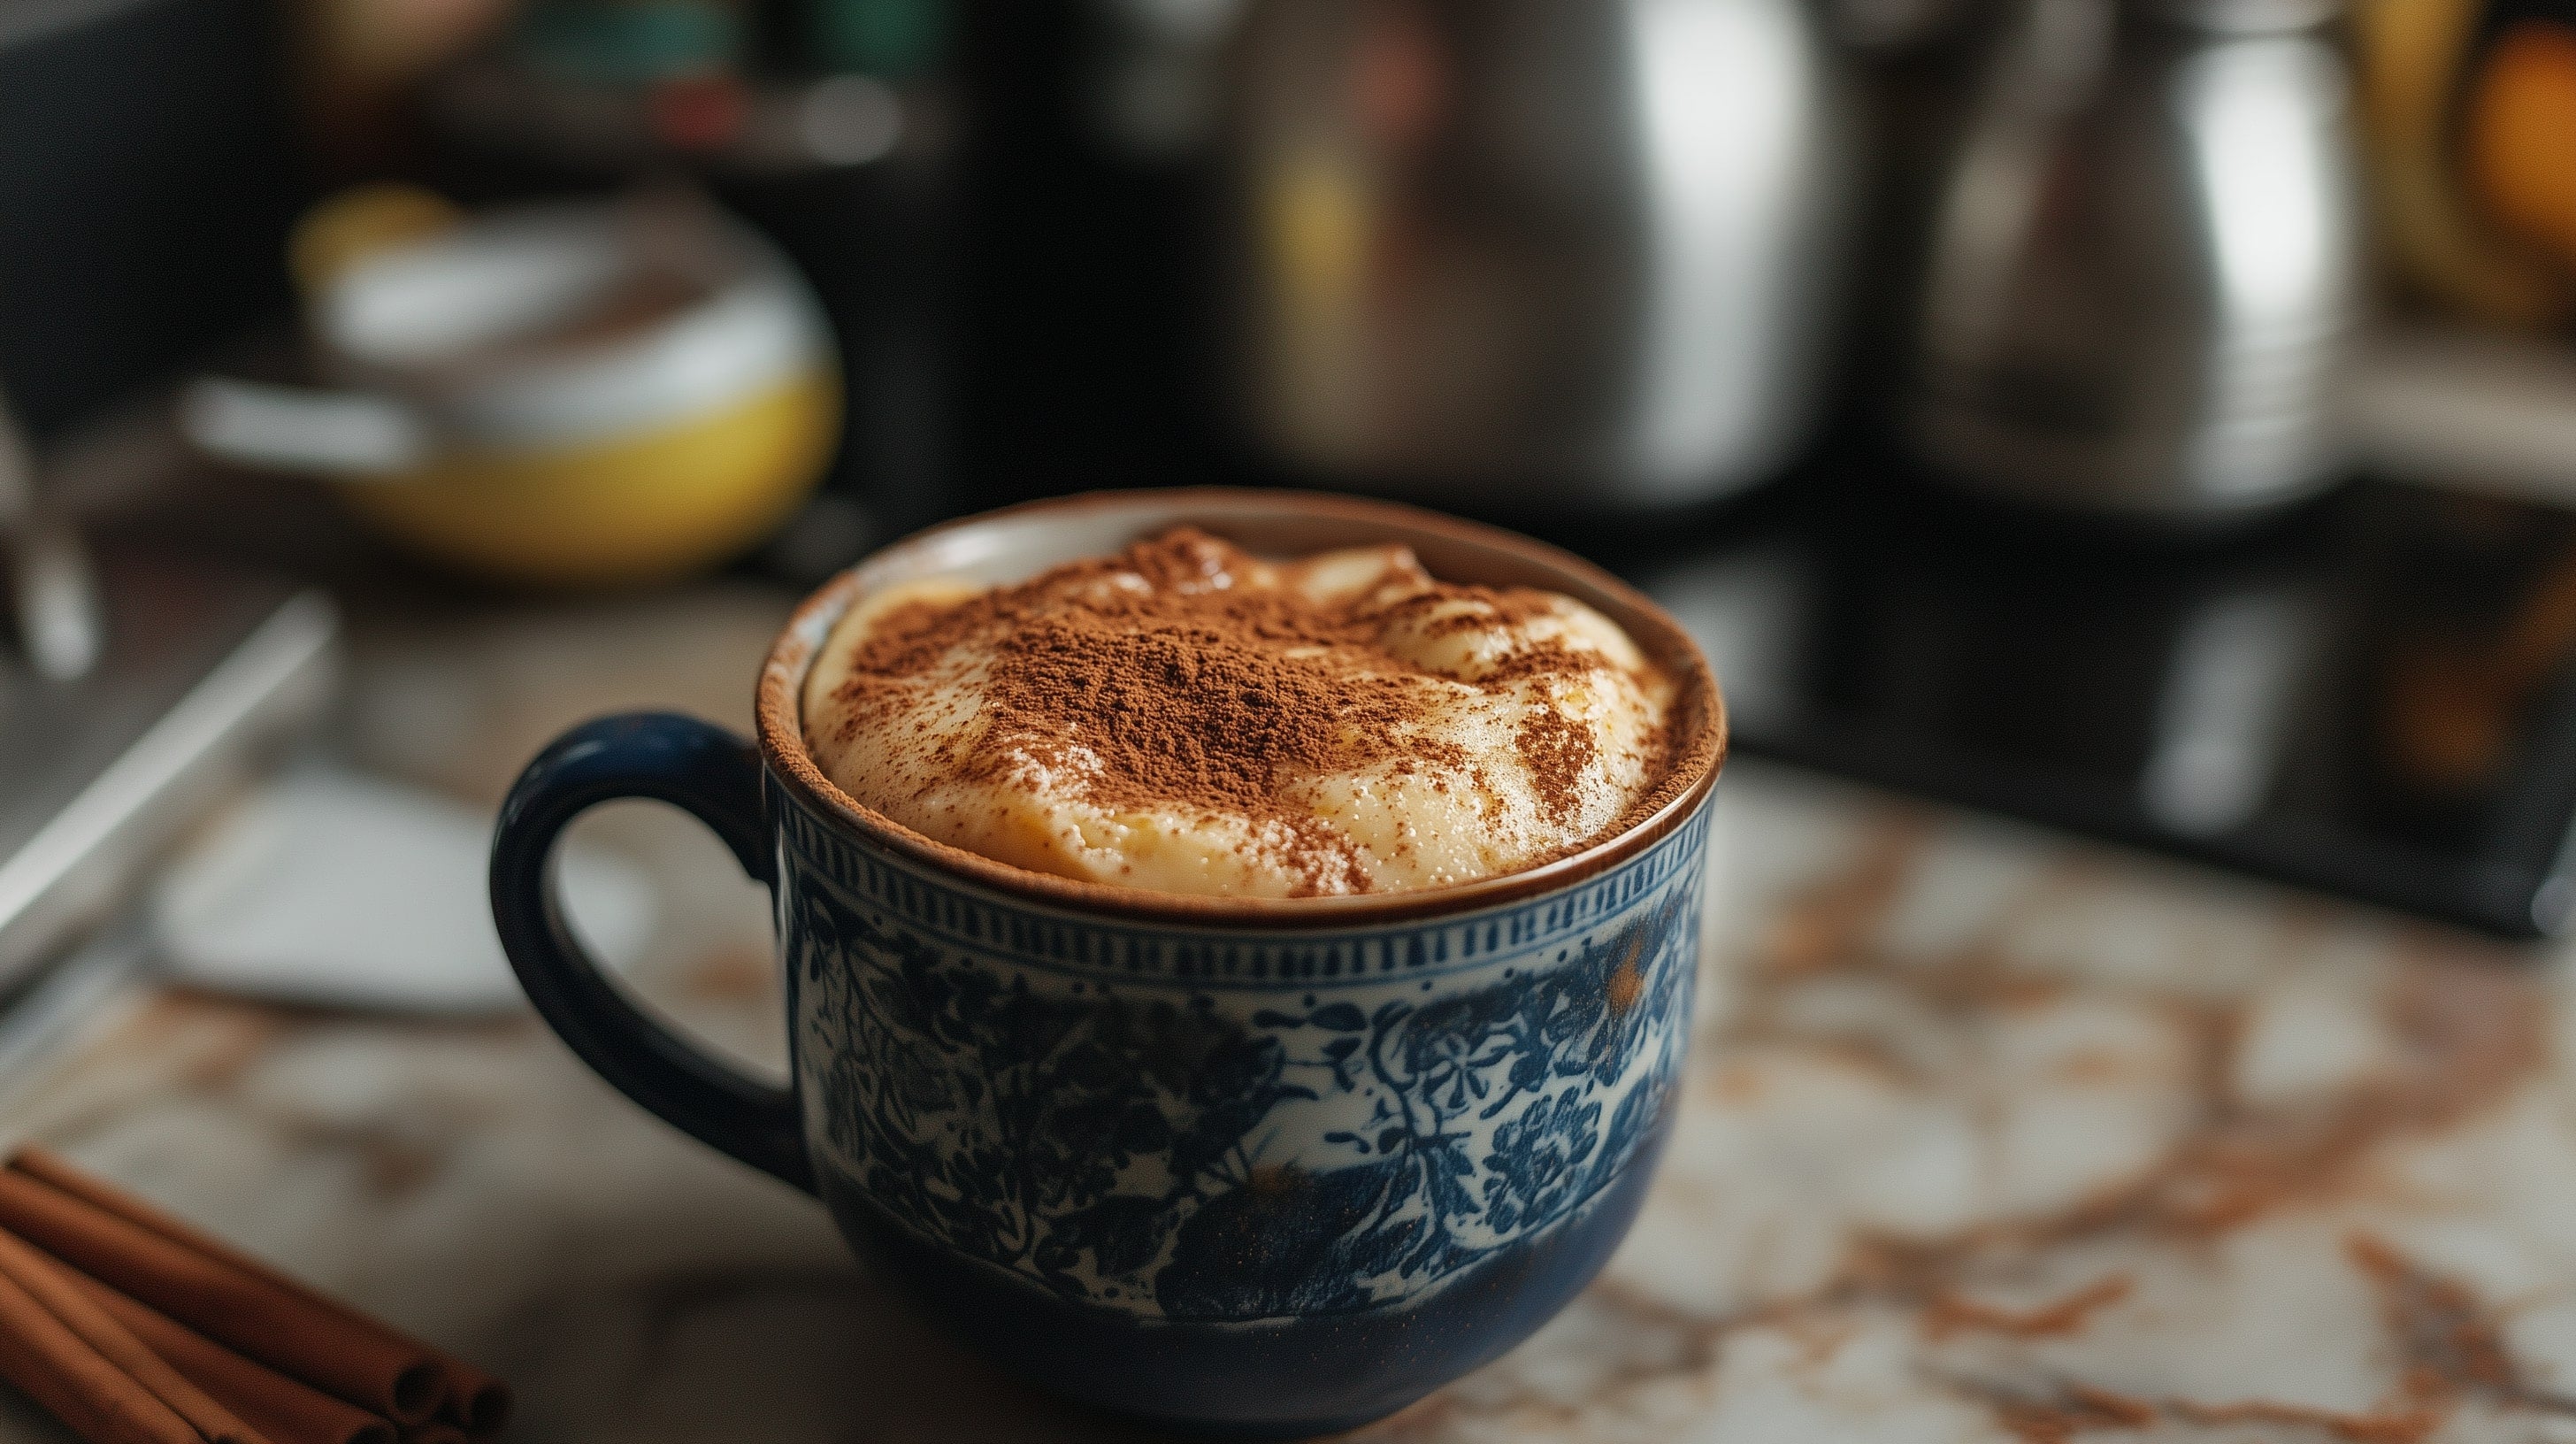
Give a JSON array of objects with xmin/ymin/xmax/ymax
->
[{"xmin": 801, "ymin": 530, "xmax": 1675, "ymax": 899}]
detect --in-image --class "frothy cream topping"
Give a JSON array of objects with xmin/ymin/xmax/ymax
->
[{"xmin": 801, "ymin": 527, "xmax": 1675, "ymax": 898}]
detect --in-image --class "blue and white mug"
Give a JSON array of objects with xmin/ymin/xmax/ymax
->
[{"xmin": 490, "ymin": 490, "xmax": 1725, "ymax": 1438}]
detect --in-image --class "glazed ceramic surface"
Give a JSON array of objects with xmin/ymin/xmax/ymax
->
[
  {"xmin": 491, "ymin": 491, "xmax": 1724, "ymax": 1437},
  {"xmin": 779, "ymin": 786, "xmax": 1707, "ymax": 1322}
]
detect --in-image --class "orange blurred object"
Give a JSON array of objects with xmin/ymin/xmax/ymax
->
[
  {"xmin": 2356, "ymin": 0, "xmax": 2576, "ymax": 326},
  {"xmin": 2464, "ymin": 22, "xmax": 2576, "ymax": 273}
]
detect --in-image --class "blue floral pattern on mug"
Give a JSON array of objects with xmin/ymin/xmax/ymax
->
[{"xmin": 782, "ymin": 803, "xmax": 1709, "ymax": 1324}]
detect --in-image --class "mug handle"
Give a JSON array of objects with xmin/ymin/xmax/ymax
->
[{"xmin": 489, "ymin": 712, "xmax": 813, "ymax": 1193}]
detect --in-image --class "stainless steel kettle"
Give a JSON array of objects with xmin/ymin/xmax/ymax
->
[
  {"xmin": 1905, "ymin": 0, "xmax": 2365, "ymax": 518},
  {"xmin": 1219, "ymin": 0, "xmax": 1852, "ymax": 511}
]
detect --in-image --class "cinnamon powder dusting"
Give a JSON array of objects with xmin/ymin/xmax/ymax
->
[{"xmin": 809, "ymin": 526, "xmax": 1681, "ymax": 897}]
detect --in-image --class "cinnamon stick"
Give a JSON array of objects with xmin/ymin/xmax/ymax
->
[
  {"xmin": 0, "ymin": 1230, "xmax": 266, "ymax": 1444},
  {"xmin": 429, "ymin": 1360, "xmax": 507, "ymax": 1437},
  {"xmin": 73, "ymin": 1276, "xmax": 396, "ymax": 1444},
  {"xmin": 0, "ymin": 1163, "xmax": 442, "ymax": 1423},
  {"xmin": 0, "ymin": 1264, "xmax": 198, "ymax": 1444}
]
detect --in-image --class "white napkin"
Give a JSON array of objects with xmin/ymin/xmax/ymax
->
[{"xmin": 151, "ymin": 768, "xmax": 655, "ymax": 1014}]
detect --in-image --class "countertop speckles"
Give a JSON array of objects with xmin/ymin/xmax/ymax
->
[{"xmin": 3, "ymin": 587, "xmax": 2571, "ymax": 1442}]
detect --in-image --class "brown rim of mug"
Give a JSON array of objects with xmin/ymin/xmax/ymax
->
[{"xmin": 755, "ymin": 488, "xmax": 1727, "ymax": 931}]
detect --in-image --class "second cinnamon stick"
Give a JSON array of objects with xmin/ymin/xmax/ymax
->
[
  {"xmin": 0, "ymin": 1167, "xmax": 441, "ymax": 1422},
  {"xmin": 0, "ymin": 1230, "xmax": 264, "ymax": 1444},
  {"xmin": 74, "ymin": 1275, "xmax": 398, "ymax": 1444},
  {"xmin": 0, "ymin": 1264, "xmax": 197, "ymax": 1444},
  {"xmin": 8, "ymin": 1149, "xmax": 487, "ymax": 1429}
]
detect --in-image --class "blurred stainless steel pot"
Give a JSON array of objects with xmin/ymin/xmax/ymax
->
[
  {"xmin": 1905, "ymin": 0, "xmax": 2365, "ymax": 518},
  {"xmin": 1219, "ymin": 0, "xmax": 1852, "ymax": 511}
]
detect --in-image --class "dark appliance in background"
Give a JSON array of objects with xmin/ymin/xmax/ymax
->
[
  {"xmin": 947, "ymin": 0, "xmax": 1245, "ymax": 511},
  {"xmin": 0, "ymin": 0, "xmax": 309, "ymax": 443},
  {"xmin": 1622, "ymin": 458, "xmax": 2576, "ymax": 939},
  {"xmin": 731, "ymin": 145, "xmax": 956, "ymax": 548}
]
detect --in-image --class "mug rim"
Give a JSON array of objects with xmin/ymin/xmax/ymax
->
[{"xmin": 755, "ymin": 488, "xmax": 1726, "ymax": 930}]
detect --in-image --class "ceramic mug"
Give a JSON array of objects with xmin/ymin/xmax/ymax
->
[{"xmin": 488, "ymin": 490, "xmax": 1726, "ymax": 1437}]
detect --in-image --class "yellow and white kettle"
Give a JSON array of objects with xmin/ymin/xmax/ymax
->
[{"xmin": 186, "ymin": 186, "xmax": 841, "ymax": 588}]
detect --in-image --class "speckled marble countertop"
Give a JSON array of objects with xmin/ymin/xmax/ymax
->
[{"xmin": 4, "ymin": 582, "xmax": 2574, "ymax": 1443}]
